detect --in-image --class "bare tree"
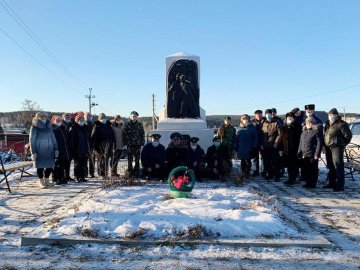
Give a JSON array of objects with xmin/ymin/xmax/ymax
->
[
  {"xmin": 21, "ymin": 99, "xmax": 42, "ymax": 111},
  {"xmin": 21, "ymin": 99, "xmax": 42, "ymax": 127}
]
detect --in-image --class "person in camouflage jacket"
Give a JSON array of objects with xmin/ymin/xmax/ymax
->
[
  {"xmin": 123, "ymin": 111, "xmax": 145, "ymax": 177},
  {"xmin": 217, "ymin": 116, "xmax": 236, "ymax": 159}
]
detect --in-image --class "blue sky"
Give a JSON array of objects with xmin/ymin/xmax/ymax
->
[{"xmin": 1, "ymin": 0, "xmax": 360, "ymax": 117}]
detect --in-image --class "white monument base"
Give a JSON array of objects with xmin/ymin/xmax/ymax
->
[{"xmin": 151, "ymin": 118, "xmax": 214, "ymax": 150}]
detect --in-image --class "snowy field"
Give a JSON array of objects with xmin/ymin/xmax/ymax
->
[{"xmin": 1, "ymin": 160, "xmax": 360, "ymax": 269}]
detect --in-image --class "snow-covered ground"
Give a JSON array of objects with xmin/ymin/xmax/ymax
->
[{"xmin": 1, "ymin": 160, "xmax": 360, "ymax": 269}]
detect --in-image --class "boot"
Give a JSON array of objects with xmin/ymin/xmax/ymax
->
[
  {"xmin": 44, "ymin": 178, "xmax": 54, "ymax": 187},
  {"xmin": 38, "ymin": 178, "xmax": 46, "ymax": 189}
]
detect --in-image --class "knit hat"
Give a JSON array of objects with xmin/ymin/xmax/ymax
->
[
  {"xmin": 35, "ymin": 111, "xmax": 48, "ymax": 118},
  {"xmin": 224, "ymin": 116, "xmax": 231, "ymax": 120},
  {"xmin": 271, "ymin": 108, "xmax": 277, "ymax": 113},
  {"xmin": 265, "ymin": 109, "xmax": 272, "ymax": 114},
  {"xmin": 328, "ymin": 108, "xmax": 339, "ymax": 115},
  {"xmin": 254, "ymin": 110, "xmax": 263, "ymax": 114},
  {"xmin": 170, "ymin": 132, "xmax": 181, "ymax": 140},
  {"xmin": 130, "ymin": 111, "xmax": 139, "ymax": 116}
]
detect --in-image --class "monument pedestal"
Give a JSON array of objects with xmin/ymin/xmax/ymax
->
[{"xmin": 152, "ymin": 118, "xmax": 214, "ymax": 150}]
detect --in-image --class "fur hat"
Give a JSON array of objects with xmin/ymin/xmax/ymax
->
[
  {"xmin": 113, "ymin": 114, "xmax": 121, "ymax": 120},
  {"xmin": 254, "ymin": 110, "xmax": 263, "ymax": 114},
  {"xmin": 328, "ymin": 108, "xmax": 339, "ymax": 115},
  {"xmin": 170, "ymin": 132, "xmax": 181, "ymax": 140},
  {"xmin": 240, "ymin": 114, "xmax": 250, "ymax": 121},
  {"xmin": 305, "ymin": 104, "xmax": 315, "ymax": 110},
  {"xmin": 271, "ymin": 108, "xmax": 277, "ymax": 113},
  {"xmin": 285, "ymin": 112, "xmax": 295, "ymax": 118},
  {"xmin": 150, "ymin": 134, "xmax": 161, "ymax": 140},
  {"xmin": 213, "ymin": 136, "xmax": 221, "ymax": 142},
  {"xmin": 265, "ymin": 109, "xmax": 272, "ymax": 114}
]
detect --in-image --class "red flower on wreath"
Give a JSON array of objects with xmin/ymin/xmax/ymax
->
[{"xmin": 171, "ymin": 175, "xmax": 189, "ymax": 189}]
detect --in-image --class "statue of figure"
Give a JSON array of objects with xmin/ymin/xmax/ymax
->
[
  {"xmin": 179, "ymin": 75, "xmax": 200, "ymax": 118},
  {"xmin": 166, "ymin": 59, "xmax": 200, "ymax": 119},
  {"xmin": 167, "ymin": 73, "xmax": 182, "ymax": 118}
]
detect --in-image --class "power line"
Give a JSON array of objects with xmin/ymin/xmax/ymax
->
[
  {"xmin": 207, "ymin": 83, "xmax": 360, "ymax": 114},
  {"xmin": 0, "ymin": 26, "xmax": 84, "ymax": 95},
  {"xmin": 0, "ymin": 0, "xmax": 90, "ymax": 90}
]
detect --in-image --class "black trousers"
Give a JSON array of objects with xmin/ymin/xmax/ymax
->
[
  {"xmin": 252, "ymin": 148, "xmax": 263, "ymax": 174},
  {"xmin": 87, "ymin": 153, "xmax": 95, "ymax": 177},
  {"xmin": 74, "ymin": 157, "xmax": 88, "ymax": 180},
  {"xmin": 97, "ymin": 152, "xmax": 111, "ymax": 177},
  {"xmin": 285, "ymin": 154, "xmax": 298, "ymax": 183},
  {"xmin": 143, "ymin": 165, "xmax": 165, "ymax": 180},
  {"xmin": 65, "ymin": 159, "xmax": 72, "ymax": 179},
  {"xmin": 325, "ymin": 146, "xmax": 345, "ymax": 189},
  {"xmin": 53, "ymin": 158, "xmax": 69, "ymax": 183},
  {"xmin": 37, "ymin": 168, "xmax": 52, "ymax": 178},
  {"xmin": 241, "ymin": 158, "xmax": 251, "ymax": 178},
  {"xmin": 303, "ymin": 157, "xmax": 319, "ymax": 187},
  {"xmin": 110, "ymin": 149, "xmax": 123, "ymax": 175},
  {"xmin": 128, "ymin": 146, "xmax": 141, "ymax": 174},
  {"xmin": 263, "ymin": 148, "xmax": 280, "ymax": 179}
]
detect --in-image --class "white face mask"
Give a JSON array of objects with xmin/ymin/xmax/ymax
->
[
  {"xmin": 56, "ymin": 122, "xmax": 62, "ymax": 127},
  {"xmin": 306, "ymin": 111, "xmax": 313, "ymax": 117},
  {"xmin": 286, "ymin": 118, "xmax": 294, "ymax": 125},
  {"xmin": 191, "ymin": 145, "xmax": 197, "ymax": 150},
  {"xmin": 242, "ymin": 119, "xmax": 249, "ymax": 125},
  {"xmin": 115, "ymin": 120, "xmax": 122, "ymax": 124}
]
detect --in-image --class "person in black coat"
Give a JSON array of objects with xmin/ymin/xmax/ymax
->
[
  {"xmin": 91, "ymin": 113, "xmax": 116, "ymax": 178},
  {"xmin": 52, "ymin": 115, "xmax": 71, "ymax": 184},
  {"xmin": 69, "ymin": 115, "xmax": 90, "ymax": 182},
  {"xmin": 141, "ymin": 134, "xmax": 166, "ymax": 180},
  {"xmin": 206, "ymin": 136, "xmax": 231, "ymax": 179},
  {"xmin": 275, "ymin": 112, "xmax": 302, "ymax": 186},
  {"xmin": 297, "ymin": 117, "xmax": 322, "ymax": 188},
  {"xmin": 165, "ymin": 132, "xmax": 187, "ymax": 174},
  {"xmin": 251, "ymin": 110, "xmax": 266, "ymax": 177},
  {"xmin": 62, "ymin": 113, "xmax": 74, "ymax": 181},
  {"xmin": 85, "ymin": 112, "xmax": 95, "ymax": 178},
  {"xmin": 186, "ymin": 137, "xmax": 205, "ymax": 181}
]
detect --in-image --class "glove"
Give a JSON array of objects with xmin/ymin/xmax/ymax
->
[
  {"xmin": 55, "ymin": 151, "xmax": 59, "ymax": 158},
  {"xmin": 279, "ymin": 151, "xmax": 283, "ymax": 157},
  {"xmin": 31, "ymin": 153, "xmax": 37, "ymax": 160}
]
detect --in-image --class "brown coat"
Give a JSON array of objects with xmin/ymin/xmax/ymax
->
[{"xmin": 261, "ymin": 120, "xmax": 280, "ymax": 149}]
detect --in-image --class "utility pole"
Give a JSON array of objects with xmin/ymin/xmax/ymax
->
[
  {"xmin": 85, "ymin": 88, "xmax": 95, "ymax": 114},
  {"xmin": 340, "ymin": 106, "xmax": 346, "ymax": 122},
  {"xmin": 152, "ymin": 94, "xmax": 159, "ymax": 130}
]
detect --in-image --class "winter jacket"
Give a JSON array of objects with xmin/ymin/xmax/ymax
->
[
  {"xmin": 298, "ymin": 126, "xmax": 322, "ymax": 158},
  {"xmin": 251, "ymin": 117, "xmax": 266, "ymax": 148},
  {"xmin": 275, "ymin": 122, "xmax": 302, "ymax": 156},
  {"xmin": 52, "ymin": 124, "xmax": 71, "ymax": 161},
  {"xmin": 303, "ymin": 114, "xmax": 324, "ymax": 138},
  {"xmin": 261, "ymin": 119, "xmax": 280, "ymax": 149},
  {"xmin": 111, "ymin": 121, "xmax": 124, "ymax": 150},
  {"xmin": 206, "ymin": 144, "xmax": 230, "ymax": 168},
  {"xmin": 91, "ymin": 120, "xmax": 116, "ymax": 154},
  {"xmin": 217, "ymin": 124, "xmax": 236, "ymax": 151},
  {"xmin": 234, "ymin": 123, "xmax": 258, "ymax": 159},
  {"xmin": 166, "ymin": 142, "xmax": 187, "ymax": 170},
  {"xmin": 123, "ymin": 120, "xmax": 145, "ymax": 147},
  {"xmin": 69, "ymin": 123, "xmax": 90, "ymax": 159},
  {"xmin": 186, "ymin": 145, "xmax": 205, "ymax": 167},
  {"xmin": 30, "ymin": 118, "xmax": 58, "ymax": 168},
  {"xmin": 324, "ymin": 118, "xmax": 352, "ymax": 148},
  {"xmin": 141, "ymin": 142, "xmax": 166, "ymax": 168}
]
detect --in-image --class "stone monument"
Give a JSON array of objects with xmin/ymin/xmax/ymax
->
[{"xmin": 152, "ymin": 52, "xmax": 214, "ymax": 150}]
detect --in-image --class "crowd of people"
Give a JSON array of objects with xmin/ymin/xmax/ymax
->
[{"xmin": 28, "ymin": 104, "xmax": 352, "ymax": 192}]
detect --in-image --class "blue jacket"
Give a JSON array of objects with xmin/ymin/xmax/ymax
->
[
  {"xmin": 141, "ymin": 142, "xmax": 166, "ymax": 168},
  {"xmin": 298, "ymin": 126, "xmax": 322, "ymax": 158},
  {"xmin": 30, "ymin": 118, "xmax": 58, "ymax": 168},
  {"xmin": 234, "ymin": 124, "xmax": 258, "ymax": 159}
]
